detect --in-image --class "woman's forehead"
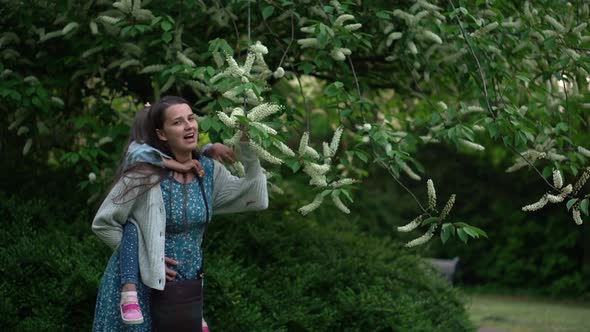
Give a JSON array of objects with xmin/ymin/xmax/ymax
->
[{"xmin": 165, "ymin": 103, "xmax": 193, "ymax": 119}]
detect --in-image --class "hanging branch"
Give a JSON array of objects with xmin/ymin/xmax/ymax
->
[
  {"xmin": 346, "ymin": 51, "xmax": 430, "ymax": 214},
  {"xmin": 296, "ymin": 73, "xmax": 311, "ymax": 133},
  {"xmin": 448, "ymin": 0, "xmax": 560, "ymax": 192},
  {"xmin": 278, "ymin": 11, "xmax": 295, "ymax": 69},
  {"xmin": 448, "ymin": 0, "xmax": 495, "ymax": 120},
  {"xmin": 379, "ymin": 158, "xmax": 432, "ymax": 215}
]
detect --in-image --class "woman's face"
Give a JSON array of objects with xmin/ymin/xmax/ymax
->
[{"xmin": 156, "ymin": 103, "xmax": 198, "ymax": 155}]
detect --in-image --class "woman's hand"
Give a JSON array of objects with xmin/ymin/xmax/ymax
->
[
  {"xmin": 164, "ymin": 257, "xmax": 179, "ymax": 281},
  {"xmin": 204, "ymin": 143, "xmax": 236, "ymax": 163}
]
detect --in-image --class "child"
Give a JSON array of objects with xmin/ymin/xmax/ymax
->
[{"xmin": 118, "ymin": 104, "xmax": 233, "ymax": 330}]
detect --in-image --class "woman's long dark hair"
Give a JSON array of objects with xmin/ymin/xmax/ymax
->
[{"xmin": 110, "ymin": 96, "xmax": 200, "ymax": 204}]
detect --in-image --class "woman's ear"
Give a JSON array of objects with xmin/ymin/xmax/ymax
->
[{"xmin": 156, "ymin": 128, "xmax": 168, "ymax": 141}]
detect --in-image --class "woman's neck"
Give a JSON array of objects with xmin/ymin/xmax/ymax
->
[{"xmin": 173, "ymin": 151, "xmax": 193, "ymax": 164}]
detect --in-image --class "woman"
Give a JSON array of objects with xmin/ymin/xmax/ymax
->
[{"xmin": 92, "ymin": 96, "xmax": 268, "ymax": 331}]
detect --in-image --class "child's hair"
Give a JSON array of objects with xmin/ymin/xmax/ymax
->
[
  {"xmin": 130, "ymin": 105, "xmax": 151, "ymax": 144},
  {"xmin": 106, "ymin": 104, "xmax": 165, "ymax": 205}
]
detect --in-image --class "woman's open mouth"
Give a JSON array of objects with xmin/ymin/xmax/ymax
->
[{"xmin": 183, "ymin": 132, "xmax": 196, "ymax": 143}]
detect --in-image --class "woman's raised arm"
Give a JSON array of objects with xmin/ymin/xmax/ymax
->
[{"xmin": 212, "ymin": 142, "xmax": 268, "ymax": 214}]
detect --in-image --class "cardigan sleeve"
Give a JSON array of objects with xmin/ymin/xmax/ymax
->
[
  {"xmin": 91, "ymin": 173, "xmax": 145, "ymax": 250},
  {"xmin": 212, "ymin": 142, "xmax": 268, "ymax": 214}
]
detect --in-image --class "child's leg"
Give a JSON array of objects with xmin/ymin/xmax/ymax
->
[
  {"xmin": 119, "ymin": 222, "xmax": 143, "ymax": 324},
  {"xmin": 120, "ymin": 222, "xmax": 140, "ymax": 288}
]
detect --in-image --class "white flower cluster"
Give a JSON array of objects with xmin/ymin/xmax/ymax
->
[
  {"xmin": 522, "ymin": 168, "xmax": 575, "ymax": 213},
  {"xmin": 396, "ymin": 180, "xmax": 456, "ymax": 247},
  {"xmin": 578, "ymin": 146, "xmax": 590, "ymax": 158},
  {"xmin": 332, "ymin": 193, "xmax": 350, "ymax": 214},
  {"xmin": 459, "ymin": 139, "xmax": 485, "ymax": 151},
  {"xmin": 439, "ymin": 194, "xmax": 456, "ymax": 220},
  {"xmin": 573, "ymin": 167, "xmax": 590, "ymax": 195},
  {"xmin": 427, "ymin": 179, "xmax": 436, "ymax": 210},
  {"xmin": 572, "ymin": 207, "xmax": 584, "ymax": 225},
  {"xmin": 211, "ymin": 43, "xmax": 293, "ymax": 167},
  {"xmin": 273, "ymin": 67, "xmax": 285, "ymax": 79},
  {"xmin": 298, "ymin": 194, "xmax": 324, "ymax": 216},
  {"xmin": 211, "ymin": 41, "xmax": 271, "ymax": 101},
  {"xmin": 248, "ymin": 140, "xmax": 283, "ymax": 165},
  {"xmin": 522, "ymin": 194, "xmax": 549, "ymax": 212},
  {"xmin": 40, "ymin": 21, "xmax": 81, "ymax": 42},
  {"xmin": 385, "ymin": 2, "xmax": 445, "ymax": 58},
  {"xmin": 405, "ymin": 224, "xmax": 437, "ymax": 248},
  {"xmin": 397, "ymin": 214, "xmax": 424, "ymax": 232},
  {"xmin": 297, "ymin": 14, "xmax": 362, "ymax": 61},
  {"xmin": 273, "ymin": 140, "xmax": 296, "ymax": 157},
  {"xmin": 506, "ymin": 149, "xmax": 547, "ymax": 173},
  {"xmin": 216, "ymin": 107, "xmax": 245, "ymax": 129},
  {"xmin": 470, "ymin": 22, "xmax": 499, "ymax": 38},
  {"xmin": 296, "ymin": 127, "xmax": 359, "ymax": 215},
  {"xmin": 247, "ymin": 103, "xmax": 282, "ymax": 122},
  {"xmin": 100, "ymin": 0, "xmax": 153, "ymax": 25},
  {"xmin": 400, "ymin": 160, "xmax": 421, "ymax": 181},
  {"xmin": 88, "ymin": 172, "xmax": 97, "ymax": 183},
  {"xmin": 330, "ymin": 178, "xmax": 358, "ymax": 188}
]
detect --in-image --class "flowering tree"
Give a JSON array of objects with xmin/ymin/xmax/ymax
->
[{"xmin": 2, "ymin": 0, "xmax": 590, "ymax": 247}]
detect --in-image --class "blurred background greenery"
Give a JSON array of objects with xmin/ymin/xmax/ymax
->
[{"xmin": 2, "ymin": 0, "xmax": 590, "ymax": 331}]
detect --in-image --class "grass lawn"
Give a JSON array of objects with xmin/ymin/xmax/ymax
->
[{"xmin": 466, "ymin": 293, "xmax": 590, "ymax": 332}]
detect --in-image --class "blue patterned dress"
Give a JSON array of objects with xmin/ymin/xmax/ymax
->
[{"xmin": 93, "ymin": 157, "xmax": 214, "ymax": 331}]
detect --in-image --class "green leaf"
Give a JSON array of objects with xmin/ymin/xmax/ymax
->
[
  {"xmin": 581, "ymin": 199, "xmax": 589, "ymax": 216},
  {"xmin": 321, "ymin": 189, "xmax": 333, "ymax": 197},
  {"xmin": 162, "ymin": 31, "xmax": 173, "ymax": 43},
  {"xmin": 556, "ymin": 122, "xmax": 568, "ymax": 133},
  {"xmin": 376, "ymin": 11, "xmax": 390, "ymax": 19},
  {"xmin": 486, "ymin": 122, "xmax": 498, "ymax": 138},
  {"xmin": 422, "ymin": 216, "xmax": 440, "ymax": 226},
  {"xmin": 341, "ymin": 189, "xmax": 353, "ymax": 203},
  {"xmin": 440, "ymin": 223, "xmax": 453, "ymax": 244},
  {"xmin": 161, "ymin": 21, "xmax": 173, "ymax": 32},
  {"xmin": 457, "ymin": 228, "xmax": 468, "ymax": 243},
  {"xmin": 468, "ymin": 225, "xmax": 487, "ymax": 238},
  {"xmin": 284, "ymin": 160, "xmax": 300, "ymax": 173},
  {"xmin": 262, "ymin": 6, "xmax": 275, "ymax": 20},
  {"xmin": 462, "ymin": 226, "xmax": 479, "ymax": 238},
  {"xmin": 298, "ymin": 62, "xmax": 314, "ymax": 75},
  {"xmin": 542, "ymin": 166, "xmax": 552, "ymax": 178},
  {"xmin": 567, "ymin": 198, "xmax": 579, "ymax": 211},
  {"xmin": 355, "ymin": 151, "xmax": 369, "ymax": 163},
  {"xmin": 515, "ymin": 74, "xmax": 530, "ymax": 83},
  {"xmin": 199, "ymin": 116, "xmax": 212, "ymax": 131}
]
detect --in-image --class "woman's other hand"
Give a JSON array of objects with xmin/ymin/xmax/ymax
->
[
  {"xmin": 164, "ymin": 257, "xmax": 179, "ymax": 281},
  {"xmin": 204, "ymin": 143, "xmax": 236, "ymax": 163}
]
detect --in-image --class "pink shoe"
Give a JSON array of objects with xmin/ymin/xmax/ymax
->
[
  {"xmin": 120, "ymin": 291, "xmax": 144, "ymax": 325},
  {"xmin": 202, "ymin": 318, "xmax": 210, "ymax": 332}
]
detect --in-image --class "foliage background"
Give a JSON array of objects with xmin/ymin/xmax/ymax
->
[{"xmin": 1, "ymin": 0, "xmax": 590, "ymax": 330}]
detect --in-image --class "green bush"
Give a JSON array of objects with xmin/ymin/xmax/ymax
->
[
  {"xmin": 0, "ymin": 193, "xmax": 108, "ymax": 331},
  {"xmin": 0, "ymin": 190, "xmax": 474, "ymax": 331},
  {"xmin": 202, "ymin": 188, "xmax": 474, "ymax": 332}
]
